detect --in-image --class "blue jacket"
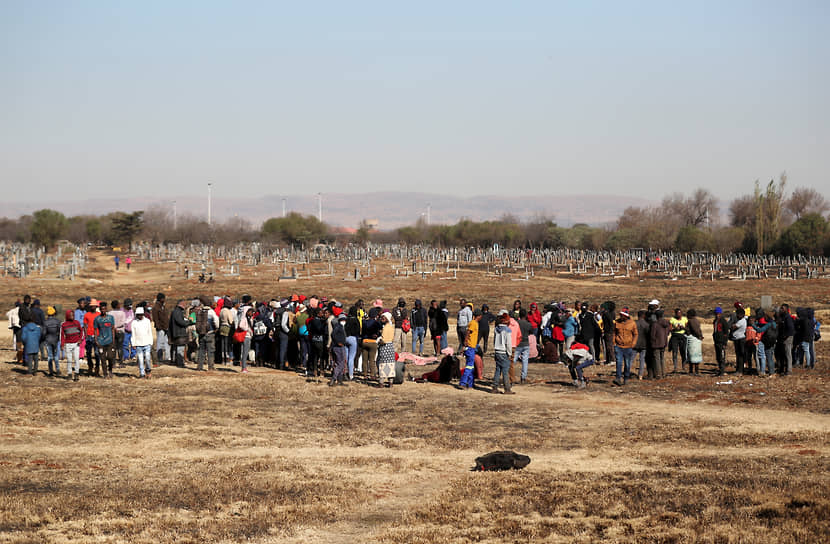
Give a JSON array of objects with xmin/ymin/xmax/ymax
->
[
  {"xmin": 562, "ymin": 315, "xmax": 579, "ymax": 338},
  {"xmin": 20, "ymin": 322, "xmax": 42, "ymax": 354}
]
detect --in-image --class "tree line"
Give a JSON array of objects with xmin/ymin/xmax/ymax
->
[{"xmin": 3, "ymin": 175, "xmax": 829, "ymax": 255}]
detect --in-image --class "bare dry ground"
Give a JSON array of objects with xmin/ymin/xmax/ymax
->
[{"xmin": 1, "ymin": 251, "xmax": 829, "ymax": 543}]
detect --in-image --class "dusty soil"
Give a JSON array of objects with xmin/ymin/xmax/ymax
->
[{"xmin": 1, "ymin": 250, "xmax": 829, "ymax": 543}]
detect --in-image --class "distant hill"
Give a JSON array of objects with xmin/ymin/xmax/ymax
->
[{"xmin": 0, "ymin": 192, "xmax": 652, "ymax": 229}]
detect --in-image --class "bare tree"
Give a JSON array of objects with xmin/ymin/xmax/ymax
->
[
  {"xmin": 729, "ymin": 194, "xmax": 757, "ymax": 228},
  {"xmin": 662, "ymin": 189, "xmax": 718, "ymax": 227},
  {"xmin": 785, "ymin": 187, "xmax": 830, "ymax": 220}
]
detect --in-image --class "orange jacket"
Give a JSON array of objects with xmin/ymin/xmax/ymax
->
[{"xmin": 614, "ymin": 318, "xmax": 638, "ymax": 349}]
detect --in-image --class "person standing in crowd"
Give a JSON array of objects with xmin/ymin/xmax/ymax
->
[
  {"xmin": 219, "ymin": 297, "xmax": 235, "ymax": 365},
  {"xmin": 392, "ymin": 298, "xmax": 410, "ymax": 353},
  {"xmin": 491, "ymin": 310, "xmax": 514, "ymax": 395},
  {"xmin": 752, "ymin": 309, "xmax": 777, "ymax": 376},
  {"xmin": 612, "ymin": 307, "xmax": 637, "ymax": 386},
  {"xmin": 169, "ymin": 299, "xmax": 192, "ymax": 369},
  {"xmin": 238, "ymin": 305, "xmax": 254, "ymax": 373},
  {"xmin": 634, "ymin": 310, "xmax": 649, "ymax": 380},
  {"xmin": 514, "ymin": 309, "xmax": 532, "ymax": 384},
  {"xmin": 477, "ymin": 303, "xmax": 494, "ymax": 354},
  {"xmin": 329, "ymin": 314, "xmax": 348, "ymax": 386},
  {"xmin": 94, "ymin": 301, "xmax": 116, "ymax": 378},
  {"xmin": 456, "ymin": 299, "xmax": 472, "ymax": 352},
  {"xmin": 730, "ymin": 307, "xmax": 747, "ymax": 374},
  {"xmin": 648, "ymin": 309, "xmax": 670, "ymax": 379},
  {"xmin": 344, "ymin": 306, "xmax": 360, "ymax": 380},
  {"xmin": 122, "ymin": 298, "xmax": 135, "ymax": 362},
  {"xmin": 7, "ymin": 301, "xmax": 23, "ymax": 364},
  {"xmin": 777, "ymin": 304, "xmax": 795, "ymax": 376},
  {"xmin": 685, "ymin": 309, "xmax": 704, "ymax": 376},
  {"xmin": 377, "ymin": 311, "xmax": 396, "ymax": 387},
  {"xmin": 600, "ymin": 301, "xmax": 617, "ymax": 366},
  {"xmin": 744, "ymin": 314, "xmax": 760, "ymax": 372},
  {"xmin": 430, "ymin": 300, "xmax": 449, "ymax": 355},
  {"xmin": 152, "ymin": 293, "xmax": 171, "ymax": 364},
  {"xmin": 307, "ymin": 307, "xmax": 328, "ymax": 379},
  {"xmin": 712, "ymin": 307, "xmax": 729, "ymax": 376},
  {"xmin": 439, "ymin": 300, "xmax": 450, "ymax": 350},
  {"xmin": 795, "ymin": 307, "xmax": 814, "ymax": 369},
  {"xmin": 74, "ymin": 298, "xmax": 87, "ymax": 362},
  {"xmin": 83, "ymin": 300, "xmax": 101, "ymax": 376},
  {"xmin": 130, "ymin": 306, "xmax": 154, "ymax": 378},
  {"xmin": 562, "ymin": 306, "xmax": 579, "ymax": 351},
  {"xmin": 458, "ymin": 309, "xmax": 481, "ymax": 389},
  {"xmin": 273, "ymin": 299, "xmax": 289, "ymax": 370},
  {"xmin": 60, "ymin": 309, "xmax": 83, "ymax": 381},
  {"xmin": 109, "ymin": 300, "xmax": 126, "ymax": 368},
  {"xmin": 577, "ymin": 303, "xmax": 599, "ymax": 359},
  {"xmin": 527, "ymin": 302, "xmax": 542, "ymax": 345},
  {"xmin": 360, "ymin": 308, "xmax": 381, "ymax": 381},
  {"xmin": 43, "ymin": 306, "xmax": 62, "ymax": 377},
  {"xmin": 669, "ymin": 308, "xmax": 688, "ymax": 373},
  {"xmin": 195, "ymin": 297, "xmax": 219, "ymax": 371},
  {"xmin": 21, "ymin": 312, "xmax": 42, "ymax": 375},
  {"xmin": 511, "ymin": 299, "xmax": 522, "ymax": 319},
  {"xmin": 410, "ymin": 299, "xmax": 428, "ymax": 356}
]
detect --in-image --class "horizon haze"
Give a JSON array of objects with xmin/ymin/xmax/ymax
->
[{"xmin": 1, "ymin": 1, "xmax": 828, "ymax": 205}]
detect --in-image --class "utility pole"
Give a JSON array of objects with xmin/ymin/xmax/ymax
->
[
  {"xmin": 173, "ymin": 200, "xmax": 177, "ymax": 230},
  {"xmin": 426, "ymin": 202, "xmax": 431, "ymax": 225},
  {"xmin": 207, "ymin": 182, "xmax": 212, "ymax": 226},
  {"xmin": 282, "ymin": 198, "xmax": 286, "ymax": 218},
  {"xmin": 317, "ymin": 193, "xmax": 322, "ymax": 222}
]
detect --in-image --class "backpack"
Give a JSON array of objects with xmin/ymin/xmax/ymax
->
[
  {"xmin": 253, "ymin": 319, "xmax": 268, "ymax": 338},
  {"xmin": 196, "ymin": 308, "xmax": 209, "ymax": 336},
  {"xmin": 401, "ymin": 318, "xmax": 411, "ymax": 333},
  {"xmin": 762, "ymin": 321, "xmax": 778, "ymax": 347}
]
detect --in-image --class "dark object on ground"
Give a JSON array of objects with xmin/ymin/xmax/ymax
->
[{"xmin": 474, "ymin": 451, "xmax": 531, "ymax": 471}]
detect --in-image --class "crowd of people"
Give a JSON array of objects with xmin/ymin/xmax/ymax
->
[{"xmin": 6, "ymin": 292, "xmax": 822, "ymax": 392}]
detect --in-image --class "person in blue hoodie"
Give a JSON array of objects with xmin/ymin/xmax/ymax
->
[
  {"xmin": 562, "ymin": 311, "xmax": 580, "ymax": 351},
  {"xmin": 20, "ymin": 317, "xmax": 42, "ymax": 375}
]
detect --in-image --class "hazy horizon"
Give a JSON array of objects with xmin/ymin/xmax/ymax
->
[{"xmin": 2, "ymin": 1, "xmax": 828, "ymax": 203}]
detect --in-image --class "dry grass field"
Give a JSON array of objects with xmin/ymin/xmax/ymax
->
[{"xmin": 2, "ymin": 251, "xmax": 829, "ymax": 543}]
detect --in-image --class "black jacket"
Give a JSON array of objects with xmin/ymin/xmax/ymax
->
[
  {"xmin": 330, "ymin": 322, "xmax": 346, "ymax": 346},
  {"xmin": 168, "ymin": 306, "xmax": 192, "ymax": 344},
  {"xmin": 411, "ymin": 304, "xmax": 428, "ymax": 328}
]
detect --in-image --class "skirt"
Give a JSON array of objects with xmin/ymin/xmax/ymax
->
[{"xmin": 378, "ymin": 343, "xmax": 396, "ymax": 379}]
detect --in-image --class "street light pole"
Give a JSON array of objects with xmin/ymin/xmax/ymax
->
[
  {"xmin": 207, "ymin": 182, "xmax": 212, "ymax": 226},
  {"xmin": 173, "ymin": 200, "xmax": 177, "ymax": 230}
]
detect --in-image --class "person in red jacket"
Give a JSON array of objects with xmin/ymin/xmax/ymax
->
[
  {"xmin": 61, "ymin": 309, "xmax": 84, "ymax": 381},
  {"xmin": 527, "ymin": 302, "xmax": 542, "ymax": 346}
]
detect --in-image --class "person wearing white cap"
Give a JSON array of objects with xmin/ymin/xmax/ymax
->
[
  {"xmin": 131, "ymin": 307, "xmax": 155, "ymax": 378},
  {"xmin": 613, "ymin": 308, "xmax": 637, "ymax": 386}
]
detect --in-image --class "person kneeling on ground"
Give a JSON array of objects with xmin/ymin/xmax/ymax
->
[
  {"xmin": 563, "ymin": 342, "xmax": 594, "ymax": 388},
  {"xmin": 417, "ymin": 354, "xmax": 461, "ymax": 383}
]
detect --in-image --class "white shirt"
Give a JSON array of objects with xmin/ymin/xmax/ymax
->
[
  {"xmin": 130, "ymin": 317, "xmax": 155, "ymax": 347},
  {"xmin": 732, "ymin": 317, "xmax": 747, "ymax": 340}
]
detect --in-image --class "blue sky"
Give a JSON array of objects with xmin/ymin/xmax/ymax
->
[{"xmin": 1, "ymin": 0, "xmax": 828, "ymax": 204}]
